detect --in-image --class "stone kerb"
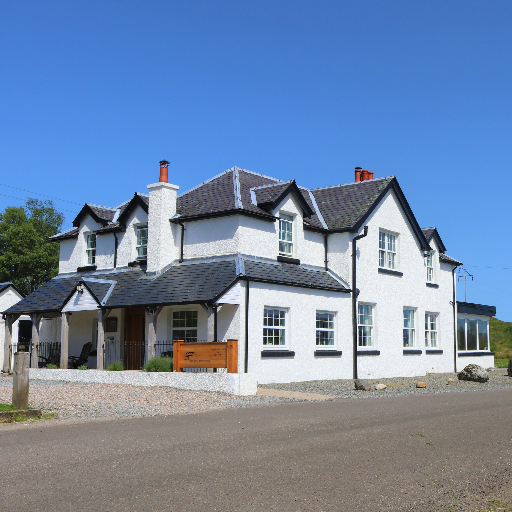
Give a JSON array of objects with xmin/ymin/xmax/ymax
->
[{"xmin": 28, "ymin": 369, "xmax": 257, "ymax": 396}]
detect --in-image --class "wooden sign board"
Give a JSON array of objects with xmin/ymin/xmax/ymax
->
[{"xmin": 173, "ymin": 339, "xmax": 238, "ymax": 373}]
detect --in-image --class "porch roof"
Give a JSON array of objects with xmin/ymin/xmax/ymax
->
[{"xmin": 3, "ymin": 256, "xmax": 348, "ymax": 315}]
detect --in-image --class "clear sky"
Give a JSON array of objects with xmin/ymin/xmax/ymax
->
[{"xmin": 1, "ymin": 0, "xmax": 511, "ymax": 319}]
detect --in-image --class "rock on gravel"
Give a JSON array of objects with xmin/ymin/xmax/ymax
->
[{"xmin": 458, "ymin": 364, "xmax": 489, "ymax": 383}]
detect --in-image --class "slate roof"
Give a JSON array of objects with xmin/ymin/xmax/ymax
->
[
  {"xmin": 457, "ymin": 301, "xmax": 496, "ymax": 317},
  {"xmin": 3, "ymin": 269, "xmax": 145, "ymax": 315},
  {"xmin": 3, "ymin": 257, "xmax": 347, "ymax": 314},
  {"xmin": 439, "ymin": 254, "xmax": 463, "ymax": 266},
  {"xmin": 0, "ymin": 282, "xmax": 24, "ymax": 297},
  {"xmin": 422, "ymin": 227, "xmax": 436, "ymax": 240},
  {"xmin": 421, "ymin": 227, "xmax": 447, "ymax": 253},
  {"xmin": 310, "ymin": 177, "xmax": 394, "ymax": 231},
  {"xmin": 49, "ymin": 227, "xmax": 79, "ymax": 241}
]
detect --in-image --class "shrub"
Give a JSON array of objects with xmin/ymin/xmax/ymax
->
[
  {"xmin": 46, "ymin": 364, "xmax": 58, "ymax": 369},
  {"xmin": 107, "ymin": 361, "xmax": 124, "ymax": 371},
  {"xmin": 77, "ymin": 365, "xmax": 89, "ymax": 370},
  {"xmin": 143, "ymin": 356, "xmax": 173, "ymax": 372}
]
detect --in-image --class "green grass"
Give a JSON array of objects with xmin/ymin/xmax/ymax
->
[
  {"xmin": 42, "ymin": 412, "xmax": 58, "ymax": 420},
  {"xmin": 494, "ymin": 359, "xmax": 509, "ymax": 368},
  {"xmin": 490, "ymin": 318, "xmax": 512, "ymax": 363},
  {"xmin": 0, "ymin": 403, "xmax": 18, "ymax": 411}
]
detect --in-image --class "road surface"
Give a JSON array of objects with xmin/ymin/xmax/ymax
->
[{"xmin": 1, "ymin": 388, "xmax": 511, "ymax": 511}]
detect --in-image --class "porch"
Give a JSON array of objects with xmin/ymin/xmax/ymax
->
[{"xmin": 3, "ymin": 302, "xmax": 241, "ymax": 372}]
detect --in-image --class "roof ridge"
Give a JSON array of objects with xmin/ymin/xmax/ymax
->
[
  {"xmin": 237, "ymin": 168, "xmax": 283, "ymax": 183},
  {"xmin": 86, "ymin": 203, "xmax": 116, "ymax": 211},
  {"xmin": 311, "ymin": 176, "xmax": 394, "ymax": 192}
]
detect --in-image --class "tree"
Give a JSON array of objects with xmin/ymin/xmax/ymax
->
[{"xmin": 0, "ymin": 199, "xmax": 64, "ymax": 296}]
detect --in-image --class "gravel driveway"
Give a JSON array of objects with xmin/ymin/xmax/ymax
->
[{"xmin": 1, "ymin": 369, "xmax": 510, "ymax": 422}]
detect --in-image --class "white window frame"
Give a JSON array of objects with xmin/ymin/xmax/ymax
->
[
  {"xmin": 357, "ymin": 303, "xmax": 375, "ymax": 348},
  {"xmin": 263, "ymin": 307, "xmax": 288, "ymax": 348},
  {"xmin": 85, "ymin": 232, "xmax": 96, "ymax": 265},
  {"xmin": 316, "ymin": 311, "xmax": 336, "ymax": 348},
  {"xmin": 426, "ymin": 251, "xmax": 434, "ymax": 282},
  {"xmin": 403, "ymin": 308, "xmax": 416, "ymax": 348},
  {"xmin": 278, "ymin": 213, "xmax": 294, "ymax": 257},
  {"xmin": 379, "ymin": 230, "xmax": 398, "ymax": 270},
  {"xmin": 135, "ymin": 224, "xmax": 148, "ymax": 260},
  {"xmin": 424, "ymin": 312, "xmax": 439, "ymax": 348},
  {"xmin": 457, "ymin": 316, "xmax": 490, "ymax": 351},
  {"xmin": 171, "ymin": 310, "xmax": 198, "ymax": 342}
]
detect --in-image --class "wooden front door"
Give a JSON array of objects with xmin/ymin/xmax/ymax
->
[{"xmin": 124, "ymin": 308, "xmax": 145, "ymax": 370}]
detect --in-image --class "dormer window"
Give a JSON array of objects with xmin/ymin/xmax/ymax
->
[
  {"xmin": 426, "ymin": 252, "xmax": 434, "ymax": 282},
  {"xmin": 136, "ymin": 226, "xmax": 148, "ymax": 259},
  {"xmin": 279, "ymin": 213, "xmax": 293, "ymax": 257},
  {"xmin": 85, "ymin": 233, "xmax": 96, "ymax": 265}
]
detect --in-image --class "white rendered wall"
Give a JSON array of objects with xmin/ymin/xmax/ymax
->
[
  {"xmin": 182, "ymin": 216, "xmax": 240, "ymax": 259},
  {"xmin": 115, "ymin": 206, "xmax": 149, "ymax": 268},
  {"xmin": 353, "ymin": 189, "xmax": 455, "ymax": 379},
  {"xmin": 94, "ymin": 232, "xmax": 115, "ymax": 269},
  {"xmin": 58, "ymin": 217, "xmax": 102, "ymax": 273},
  {"xmin": 247, "ymin": 282, "xmax": 352, "ymax": 384}
]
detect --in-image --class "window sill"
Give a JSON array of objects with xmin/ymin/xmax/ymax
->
[
  {"xmin": 426, "ymin": 349, "xmax": 443, "ymax": 354},
  {"xmin": 403, "ymin": 349, "xmax": 422, "ymax": 355},
  {"xmin": 261, "ymin": 350, "xmax": 295, "ymax": 358},
  {"xmin": 277, "ymin": 256, "xmax": 300, "ymax": 265},
  {"xmin": 77, "ymin": 265, "xmax": 97, "ymax": 272},
  {"xmin": 314, "ymin": 350, "xmax": 342, "ymax": 357},
  {"xmin": 378, "ymin": 268, "xmax": 403, "ymax": 277},
  {"xmin": 426, "ymin": 283, "xmax": 439, "ymax": 288},
  {"xmin": 357, "ymin": 350, "xmax": 380, "ymax": 356},
  {"xmin": 128, "ymin": 259, "xmax": 147, "ymax": 267},
  {"xmin": 458, "ymin": 351, "xmax": 495, "ymax": 357}
]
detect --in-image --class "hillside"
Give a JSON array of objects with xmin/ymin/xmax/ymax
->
[{"xmin": 490, "ymin": 317, "xmax": 512, "ymax": 360}]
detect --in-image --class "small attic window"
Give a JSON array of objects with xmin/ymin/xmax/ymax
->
[
  {"xmin": 136, "ymin": 226, "xmax": 148, "ymax": 259},
  {"xmin": 278, "ymin": 213, "xmax": 293, "ymax": 257},
  {"xmin": 85, "ymin": 233, "xmax": 96, "ymax": 265}
]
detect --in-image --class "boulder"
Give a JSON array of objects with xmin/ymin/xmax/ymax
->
[
  {"xmin": 458, "ymin": 364, "xmax": 489, "ymax": 383},
  {"xmin": 354, "ymin": 379, "xmax": 370, "ymax": 391},
  {"xmin": 508, "ymin": 359, "xmax": 512, "ymax": 378},
  {"xmin": 375, "ymin": 383, "xmax": 387, "ymax": 391},
  {"xmin": 416, "ymin": 382, "xmax": 426, "ymax": 388}
]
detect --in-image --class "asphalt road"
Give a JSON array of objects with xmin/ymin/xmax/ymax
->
[{"xmin": 1, "ymin": 389, "xmax": 511, "ymax": 512}]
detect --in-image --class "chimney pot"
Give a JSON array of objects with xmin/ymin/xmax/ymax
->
[
  {"xmin": 362, "ymin": 170, "xmax": 369, "ymax": 181},
  {"xmin": 159, "ymin": 160, "xmax": 170, "ymax": 183},
  {"xmin": 368, "ymin": 171, "xmax": 374, "ymax": 180},
  {"xmin": 355, "ymin": 167, "xmax": 362, "ymax": 182}
]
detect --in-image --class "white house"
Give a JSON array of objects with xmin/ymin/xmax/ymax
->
[
  {"xmin": 0, "ymin": 282, "xmax": 25, "ymax": 370},
  {"xmin": 2, "ymin": 162, "xmax": 495, "ymax": 383}
]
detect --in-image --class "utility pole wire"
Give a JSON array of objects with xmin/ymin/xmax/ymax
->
[
  {"xmin": 0, "ymin": 183, "xmax": 82, "ymax": 205},
  {"xmin": 0, "ymin": 193, "xmax": 79, "ymax": 214}
]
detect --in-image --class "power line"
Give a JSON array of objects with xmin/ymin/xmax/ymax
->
[
  {"xmin": 0, "ymin": 183, "xmax": 82, "ymax": 205},
  {"xmin": 467, "ymin": 265, "xmax": 512, "ymax": 270},
  {"xmin": 0, "ymin": 193, "xmax": 79, "ymax": 214}
]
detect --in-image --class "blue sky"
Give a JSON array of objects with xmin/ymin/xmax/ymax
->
[{"xmin": 1, "ymin": 0, "xmax": 511, "ymax": 319}]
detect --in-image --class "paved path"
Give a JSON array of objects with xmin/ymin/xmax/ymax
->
[
  {"xmin": 257, "ymin": 388, "xmax": 335, "ymax": 400},
  {"xmin": 1, "ymin": 388, "xmax": 512, "ymax": 512}
]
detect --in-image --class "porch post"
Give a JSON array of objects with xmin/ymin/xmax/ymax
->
[
  {"xmin": 29, "ymin": 313, "xmax": 43, "ymax": 369},
  {"xmin": 60, "ymin": 312, "xmax": 70, "ymax": 369},
  {"xmin": 207, "ymin": 307, "xmax": 214, "ymax": 342},
  {"xmin": 3, "ymin": 314, "xmax": 19, "ymax": 373},
  {"xmin": 97, "ymin": 310, "xmax": 105, "ymax": 370},
  {"xmin": 144, "ymin": 307, "xmax": 163, "ymax": 362}
]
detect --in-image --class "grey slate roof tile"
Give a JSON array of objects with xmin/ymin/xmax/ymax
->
[
  {"xmin": 439, "ymin": 254, "xmax": 463, "ymax": 266},
  {"xmin": 311, "ymin": 177, "xmax": 394, "ymax": 231}
]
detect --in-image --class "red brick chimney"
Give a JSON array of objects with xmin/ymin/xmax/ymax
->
[
  {"xmin": 355, "ymin": 167, "xmax": 362, "ymax": 182},
  {"xmin": 159, "ymin": 160, "xmax": 170, "ymax": 183},
  {"xmin": 355, "ymin": 168, "xmax": 373, "ymax": 182}
]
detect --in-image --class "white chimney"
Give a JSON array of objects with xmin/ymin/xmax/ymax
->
[{"xmin": 147, "ymin": 161, "xmax": 179, "ymax": 273}]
